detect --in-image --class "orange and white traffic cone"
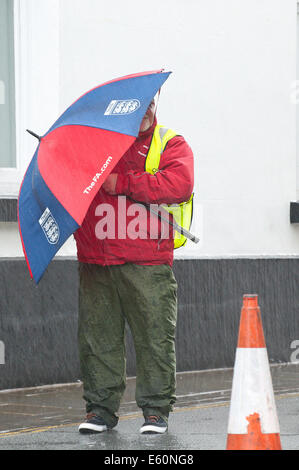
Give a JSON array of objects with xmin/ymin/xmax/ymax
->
[{"xmin": 226, "ymin": 294, "xmax": 282, "ymax": 450}]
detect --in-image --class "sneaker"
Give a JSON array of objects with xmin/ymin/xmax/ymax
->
[
  {"xmin": 78, "ymin": 413, "xmax": 108, "ymax": 434},
  {"xmin": 140, "ymin": 415, "xmax": 168, "ymax": 434}
]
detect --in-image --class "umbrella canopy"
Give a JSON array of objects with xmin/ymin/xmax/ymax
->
[{"xmin": 18, "ymin": 70, "xmax": 171, "ymax": 283}]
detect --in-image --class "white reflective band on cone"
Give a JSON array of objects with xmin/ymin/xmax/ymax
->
[{"xmin": 227, "ymin": 348, "xmax": 280, "ymax": 434}]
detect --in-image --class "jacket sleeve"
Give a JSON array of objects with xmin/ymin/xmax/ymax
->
[{"xmin": 114, "ymin": 135, "xmax": 194, "ymax": 205}]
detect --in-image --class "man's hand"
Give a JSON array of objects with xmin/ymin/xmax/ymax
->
[{"xmin": 102, "ymin": 173, "xmax": 118, "ymax": 195}]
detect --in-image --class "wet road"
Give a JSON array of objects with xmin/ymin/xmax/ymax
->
[{"xmin": 0, "ymin": 364, "xmax": 298, "ymax": 451}]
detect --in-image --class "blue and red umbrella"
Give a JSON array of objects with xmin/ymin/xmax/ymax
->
[{"xmin": 18, "ymin": 70, "xmax": 171, "ymax": 283}]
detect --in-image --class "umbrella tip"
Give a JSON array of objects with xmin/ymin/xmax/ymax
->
[{"xmin": 26, "ymin": 129, "xmax": 41, "ymax": 141}]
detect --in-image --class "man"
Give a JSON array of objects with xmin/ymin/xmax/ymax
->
[{"xmin": 75, "ymin": 97, "xmax": 194, "ymax": 434}]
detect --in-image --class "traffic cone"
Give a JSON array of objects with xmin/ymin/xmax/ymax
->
[{"xmin": 226, "ymin": 294, "xmax": 282, "ymax": 450}]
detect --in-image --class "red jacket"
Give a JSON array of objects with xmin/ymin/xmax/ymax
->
[{"xmin": 74, "ymin": 118, "xmax": 194, "ymax": 266}]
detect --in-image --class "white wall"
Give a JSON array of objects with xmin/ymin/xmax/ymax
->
[
  {"xmin": 296, "ymin": 5, "xmax": 299, "ymax": 200},
  {"xmin": 1, "ymin": 0, "xmax": 299, "ymax": 260}
]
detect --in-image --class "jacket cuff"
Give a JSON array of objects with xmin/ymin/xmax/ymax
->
[{"xmin": 115, "ymin": 174, "xmax": 129, "ymax": 195}]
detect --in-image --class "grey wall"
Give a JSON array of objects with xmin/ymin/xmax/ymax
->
[{"xmin": 0, "ymin": 257, "xmax": 298, "ymax": 389}]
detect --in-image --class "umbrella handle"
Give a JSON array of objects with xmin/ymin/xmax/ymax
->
[
  {"xmin": 131, "ymin": 198, "xmax": 200, "ymax": 244},
  {"xmin": 147, "ymin": 204, "xmax": 200, "ymax": 244}
]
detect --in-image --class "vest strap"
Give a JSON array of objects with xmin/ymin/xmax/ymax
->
[{"xmin": 145, "ymin": 125, "xmax": 177, "ymax": 174}]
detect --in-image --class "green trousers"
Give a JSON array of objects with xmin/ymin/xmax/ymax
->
[{"xmin": 78, "ymin": 262, "xmax": 178, "ymax": 428}]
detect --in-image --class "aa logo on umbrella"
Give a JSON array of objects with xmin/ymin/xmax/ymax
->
[
  {"xmin": 104, "ymin": 99, "xmax": 140, "ymax": 116},
  {"xmin": 39, "ymin": 208, "xmax": 60, "ymax": 245}
]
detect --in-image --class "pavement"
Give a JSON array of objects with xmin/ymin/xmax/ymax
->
[{"xmin": 0, "ymin": 363, "xmax": 298, "ymax": 453}]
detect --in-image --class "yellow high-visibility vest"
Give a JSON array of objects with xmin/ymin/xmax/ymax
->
[{"xmin": 145, "ymin": 124, "xmax": 194, "ymax": 249}]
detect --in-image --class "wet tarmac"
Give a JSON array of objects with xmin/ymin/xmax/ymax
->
[{"xmin": 0, "ymin": 363, "xmax": 298, "ymax": 451}]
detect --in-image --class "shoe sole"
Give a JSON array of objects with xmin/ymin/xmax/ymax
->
[
  {"xmin": 78, "ymin": 423, "xmax": 107, "ymax": 434},
  {"xmin": 140, "ymin": 425, "xmax": 167, "ymax": 434}
]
